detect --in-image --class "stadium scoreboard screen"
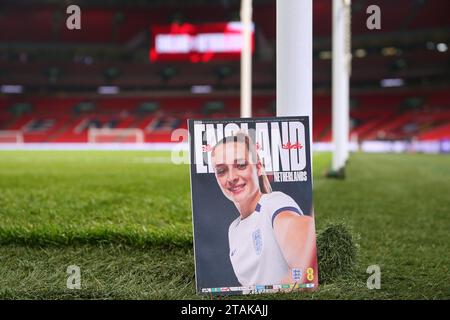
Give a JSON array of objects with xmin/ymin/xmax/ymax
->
[{"xmin": 149, "ymin": 22, "xmax": 254, "ymax": 62}]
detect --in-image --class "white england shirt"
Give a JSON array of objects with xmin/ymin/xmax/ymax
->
[{"xmin": 228, "ymin": 191, "xmax": 303, "ymax": 286}]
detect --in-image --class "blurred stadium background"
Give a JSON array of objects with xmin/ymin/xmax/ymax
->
[
  {"xmin": 0, "ymin": 0, "xmax": 448, "ymax": 150},
  {"xmin": 0, "ymin": 0, "xmax": 449, "ymax": 299}
]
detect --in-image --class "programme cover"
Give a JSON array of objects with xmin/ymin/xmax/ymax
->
[{"xmin": 189, "ymin": 116, "xmax": 318, "ymax": 295}]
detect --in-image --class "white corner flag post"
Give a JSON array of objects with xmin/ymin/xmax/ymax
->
[
  {"xmin": 331, "ymin": 0, "xmax": 352, "ymax": 175},
  {"xmin": 276, "ymin": 0, "xmax": 313, "ymax": 165},
  {"xmin": 240, "ymin": 0, "xmax": 253, "ymax": 118}
]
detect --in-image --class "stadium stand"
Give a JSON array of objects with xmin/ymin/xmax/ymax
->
[
  {"xmin": 1, "ymin": 89, "xmax": 449, "ymax": 143},
  {"xmin": 0, "ymin": 0, "xmax": 449, "ymax": 145}
]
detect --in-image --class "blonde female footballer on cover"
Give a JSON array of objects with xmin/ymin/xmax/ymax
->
[{"xmin": 211, "ymin": 132, "xmax": 316, "ymax": 287}]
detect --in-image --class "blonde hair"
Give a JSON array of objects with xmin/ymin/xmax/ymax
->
[{"xmin": 212, "ymin": 132, "xmax": 272, "ymax": 194}]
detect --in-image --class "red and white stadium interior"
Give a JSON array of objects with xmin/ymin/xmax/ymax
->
[{"xmin": 0, "ymin": 0, "xmax": 449, "ymax": 151}]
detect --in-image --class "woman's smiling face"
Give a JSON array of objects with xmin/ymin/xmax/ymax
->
[{"xmin": 212, "ymin": 141, "xmax": 261, "ymax": 204}]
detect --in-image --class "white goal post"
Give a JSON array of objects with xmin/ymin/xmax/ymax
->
[
  {"xmin": 0, "ymin": 130, "xmax": 24, "ymax": 143},
  {"xmin": 88, "ymin": 128, "xmax": 145, "ymax": 144},
  {"xmin": 332, "ymin": 0, "xmax": 352, "ymax": 172}
]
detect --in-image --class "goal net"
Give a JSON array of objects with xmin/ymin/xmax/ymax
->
[
  {"xmin": 88, "ymin": 128, "xmax": 145, "ymax": 144},
  {"xmin": 0, "ymin": 130, "xmax": 24, "ymax": 143}
]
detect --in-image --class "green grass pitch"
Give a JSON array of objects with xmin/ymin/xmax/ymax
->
[{"xmin": 0, "ymin": 151, "xmax": 449, "ymax": 299}]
